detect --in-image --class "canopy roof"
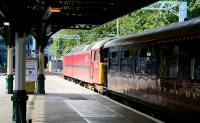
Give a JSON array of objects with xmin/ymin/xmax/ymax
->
[{"xmin": 0, "ymin": 0, "xmax": 157, "ymax": 32}]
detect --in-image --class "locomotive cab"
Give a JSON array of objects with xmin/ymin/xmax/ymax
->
[{"xmin": 90, "ymin": 40, "xmax": 111, "ymax": 93}]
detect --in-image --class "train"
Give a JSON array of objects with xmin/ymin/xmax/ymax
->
[{"xmin": 63, "ymin": 17, "xmax": 200, "ymax": 122}]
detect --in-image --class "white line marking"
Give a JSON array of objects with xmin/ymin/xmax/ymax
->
[
  {"xmin": 83, "ymin": 118, "xmax": 92, "ymax": 123},
  {"xmin": 99, "ymin": 95, "xmax": 165, "ymax": 123}
]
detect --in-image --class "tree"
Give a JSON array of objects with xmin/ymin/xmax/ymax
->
[{"xmin": 50, "ymin": 0, "xmax": 200, "ymax": 58}]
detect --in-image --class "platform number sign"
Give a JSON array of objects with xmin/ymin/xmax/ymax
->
[{"xmin": 26, "ymin": 59, "xmax": 38, "ymax": 82}]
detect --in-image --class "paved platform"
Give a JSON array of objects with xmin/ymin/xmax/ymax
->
[{"xmin": 0, "ymin": 75, "xmax": 163, "ymax": 123}]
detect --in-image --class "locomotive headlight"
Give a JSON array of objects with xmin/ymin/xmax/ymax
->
[{"xmin": 147, "ymin": 52, "xmax": 151, "ymax": 57}]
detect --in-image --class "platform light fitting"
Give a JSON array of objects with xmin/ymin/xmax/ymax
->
[
  {"xmin": 3, "ymin": 22, "xmax": 10, "ymax": 26},
  {"xmin": 50, "ymin": 7, "xmax": 61, "ymax": 13}
]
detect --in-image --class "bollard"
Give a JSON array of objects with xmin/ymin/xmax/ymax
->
[
  {"xmin": 28, "ymin": 119, "xmax": 32, "ymax": 123},
  {"xmin": 6, "ymin": 74, "xmax": 14, "ymax": 94},
  {"xmin": 37, "ymin": 74, "xmax": 45, "ymax": 94},
  {"xmin": 11, "ymin": 90, "xmax": 28, "ymax": 123}
]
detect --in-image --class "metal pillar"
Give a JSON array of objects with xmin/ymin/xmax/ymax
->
[
  {"xmin": 37, "ymin": 46, "xmax": 45, "ymax": 94},
  {"xmin": 142, "ymin": 1, "xmax": 187, "ymax": 22},
  {"xmin": 116, "ymin": 19, "xmax": 119, "ymax": 37},
  {"xmin": 6, "ymin": 46, "xmax": 14, "ymax": 94},
  {"xmin": 4, "ymin": 23, "xmax": 14, "ymax": 94},
  {"xmin": 56, "ymin": 48, "xmax": 58, "ymax": 72},
  {"xmin": 53, "ymin": 47, "xmax": 55, "ymax": 71},
  {"xmin": 11, "ymin": 32, "xmax": 28, "ymax": 123},
  {"xmin": 179, "ymin": 2, "xmax": 187, "ymax": 22}
]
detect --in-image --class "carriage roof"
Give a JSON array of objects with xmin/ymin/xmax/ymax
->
[{"xmin": 103, "ymin": 17, "xmax": 200, "ymax": 48}]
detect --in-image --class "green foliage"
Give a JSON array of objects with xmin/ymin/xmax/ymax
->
[
  {"xmin": 50, "ymin": 0, "xmax": 200, "ymax": 58},
  {"xmin": 188, "ymin": 0, "xmax": 200, "ymax": 18}
]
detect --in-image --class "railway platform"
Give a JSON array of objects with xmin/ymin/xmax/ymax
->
[{"xmin": 0, "ymin": 74, "xmax": 163, "ymax": 123}]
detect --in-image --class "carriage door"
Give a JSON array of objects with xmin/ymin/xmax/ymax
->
[{"xmin": 91, "ymin": 50, "xmax": 100, "ymax": 83}]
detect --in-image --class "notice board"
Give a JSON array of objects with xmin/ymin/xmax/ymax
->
[{"xmin": 26, "ymin": 59, "xmax": 38, "ymax": 82}]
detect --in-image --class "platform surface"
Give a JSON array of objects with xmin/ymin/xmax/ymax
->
[{"xmin": 0, "ymin": 75, "xmax": 163, "ymax": 123}]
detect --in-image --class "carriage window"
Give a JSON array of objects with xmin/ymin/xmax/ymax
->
[
  {"xmin": 195, "ymin": 57, "xmax": 200, "ymax": 83},
  {"xmin": 179, "ymin": 43, "xmax": 200, "ymax": 83},
  {"xmin": 94, "ymin": 51, "xmax": 100, "ymax": 61},
  {"xmin": 101, "ymin": 49, "xmax": 108, "ymax": 62},
  {"xmin": 109, "ymin": 51, "xmax": 118, "ymax": 71},
  {"xmin": 160, "ymin": 45, "xmax": 179, "ymax": 78},
  {"xmin": 121, "ymin": 50, "xmax": 132, "ymax": 72},
  {"xmin": 122, "ymin": 50, "xmax": 130, "ymax": 58},
  {"xmin": 111, "ymin": 51, "xmax": 117, "ymax": 58},
  {"xmin": 91, "ymin": 51, "xmax": 94, "ymax": 61},
  {"xmin": 136, "ymin": 48, "xmax": 157, "ymax": 75},
  {"xmin": 178, "ymin": 46, "xmax": 191, "ymax": 81}
]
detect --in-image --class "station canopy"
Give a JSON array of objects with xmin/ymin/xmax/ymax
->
[{"xmin": 0, "ymin": 0, "xmax": 157, "ymax": 33}]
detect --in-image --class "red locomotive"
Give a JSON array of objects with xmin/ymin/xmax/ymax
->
[
  {"xmin": 63, "ymin": 40, "xmax": 110, "ymax": 92},
  {"xmin": 63, "ymin": 17, "xmax": 200, "ymax": 122}
]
